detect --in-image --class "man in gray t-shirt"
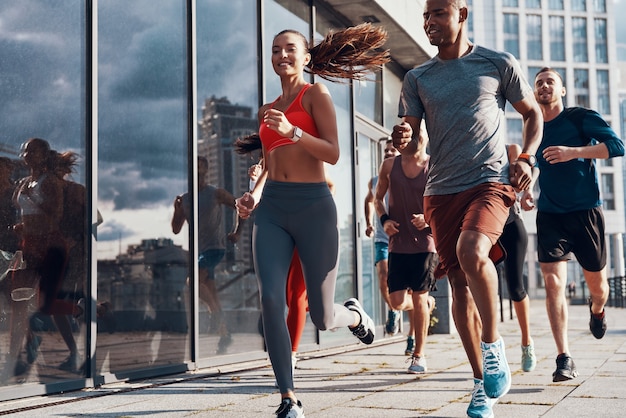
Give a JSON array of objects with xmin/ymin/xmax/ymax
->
[
  {"xmin": 171, "ymin": 156, "xmax": 243, "ymax": 354},
  {"xmin": 391, "ymin": 1, "xmax": 543, "ymax": 417}
]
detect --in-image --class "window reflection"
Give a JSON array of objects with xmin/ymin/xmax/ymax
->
[
  {"xmin": 196, "ymin": 1, "xmax": 261, "ymax": 358},
  {"xmin": 97, "ymin": 0, "xmax": 189, "ymax": 374},
  {"xmin": 0, "ymin": 1, "xmax": 87, "ymax": 388}
]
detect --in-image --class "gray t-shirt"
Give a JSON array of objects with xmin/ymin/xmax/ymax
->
[{"xmin": 398, "ymin": 45, "xmax": 533, "ymax": 196}]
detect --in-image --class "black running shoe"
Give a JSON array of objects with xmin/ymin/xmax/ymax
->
[
  {"xmin": 274, "ymin": 398, "xmax": 304, "ymax": 418},
  {"xmin": 552, "ymin": 353, "xmax": 578, "ymax": 382},
  {"xmin": 588, "ymin": 298, "xmax": 607, "ymax": 339}
]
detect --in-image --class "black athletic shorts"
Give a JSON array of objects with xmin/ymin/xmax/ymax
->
[
  {"xmin": 536, "ymin": 207, "xmax": 606, "ymax": 272},
  {"xmin": 387, "ymin": 252, "xmax": 439, "ymax": 293}
]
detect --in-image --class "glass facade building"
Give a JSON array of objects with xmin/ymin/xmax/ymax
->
[{"xmin": 0, "ymin": 0, "xmax": 434, "ymax": 400}]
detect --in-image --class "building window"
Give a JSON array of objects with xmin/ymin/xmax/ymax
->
[
  {"xmin": 506, "ymin": 118, "xmax": 523, "ymax": 146},
  {"xmin": 572, "ymin": 17, "xmax": 588, "ymax": 63},
  {"xmin": 594, "ymin": 19, "xmax": 608, "ymax": 63},
  {"xmin": 597, "ymin": 69, "xmax": 610, "ymax": 115},
  {"xmin": 593, "ymin": 0, "xmax": 606, "ymax": 13},
  {"xmin": 574, "ymin": 69, "xmax": 590, "ymax": 108},
  {"xmin": 549, "ymin": 0, "xmax": 564, "ymax": 9},
  {"xmin": 504, "ymin": 13, "xmax": 520, "ymax": 58},
  {"xmin": 549, "ymin": 16, "xmax": 565, "ymax": 61},
  {"xmin": 503, "ymin": 0, "xmax": 518, "ymax": 7},
  {"xmin": 526, "ymin": 0, "xmax": 541, "ymax": 8},
  {"xmin": 527, "ymin": 14, "xmax": 542, "ymax": 60},
  {"xmin": 528, "ymin": 66, "xmax": 542, "ymax": 84},
  {"xmin": 621, "ymin": 97, "xmax": 626, "ymax": 143},
  {"xmin": 601, "ymin": 173, "xmax": 615, "ymax": 210},
  {"xmin": 572, "ymin": 0, "xmax": 587, "ymax": 11}
]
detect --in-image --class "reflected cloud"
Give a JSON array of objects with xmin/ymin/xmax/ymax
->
[
  {"xmin": 97, "ymin": 217, "xmax": 134, "ymax": 242},
  {"xmin": 98, "ymin": 162, "xmax": 185, "ymax": 211}
]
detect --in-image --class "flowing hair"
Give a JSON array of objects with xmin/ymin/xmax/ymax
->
[
  {"xmin": 277, "ymin": 23, "xmax": 390, "ymax": 82},
  {"xmin": 234, "ymin": 133, "xmax": 262, "ymax": 155}
]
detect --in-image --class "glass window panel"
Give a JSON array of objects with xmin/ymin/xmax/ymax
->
[
  {"xmin": 354, "ymin": 71, "xmax": 383, "ymax": 125},
  {"xmin": 572, "ymin": 0, "xmax": 587, "ymax": 11},
  {"xmin": 597, "ymin": 69, "xmax": 610, "ymax": 115},
  {"xmin": 503, "ymin": 0, "xmax": 518, "ymax": 6},
  {"xmin": 549, "ymin": 0, "xmax": 564, "ymax": 9},
  {"xmin": 574, "ymin": 69, "xmax": 590, "ymax": 108},
  {"xmin": 0, "ymin": 0, "xmax": 87, "ymax": 388},
  {"xmin": 526, "ymin": 15, "xmax": 542, "ymax": 60},
  {"xmin": 549, "ymin": 16, "xmax": 565, "ymax": 61},
  {"xmin": 504, "ymin": 13, "xmax": 520, "ymax": 58},
  {"xmin": 526, "ymin": 0, "xmax": 541, "ymax": 8},
  {"xmin": 594, "ymin": 19, "xmax": 608, "ymax": 63},
  {"xmin": 197, "ymin": 0, "xmax": 260, "ymax": 359},
  {"xmin": 528, "ymin": 66, "xmax": 542, "ymax": 85},
  {"xmin": 506, "ymin": 118, "xmax": 523, "ymax": 146},
  {"xmin": 97, "ymin": 0, "xmax": 190, "ymax": 373},
  {"xmin": 594, "ymin": 0, "xmax": 606, "ymax": 12},
  {"xmin": 601, "ymin": 173, "xmax": 615, "ymax": 210},
  {"xmin": 572, "ymin": 18, "xmax": 588, "ymax": 63}
]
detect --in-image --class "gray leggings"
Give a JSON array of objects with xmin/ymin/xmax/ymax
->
[{"xmin": 253, "ymin": 180, "xmax": 355, "ymax": 393}]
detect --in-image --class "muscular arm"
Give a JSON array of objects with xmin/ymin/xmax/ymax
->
[
  {"xmin": 171, "ymin": 195, "xmax": 186, "ymax": 234},
  {"xmin": 543, "ymin": 142, "xmax": 610, "ymax": 163},
  {"xmin": 217, "ymin": 188, "xmax": 245, "ymax": 236},
  {"xmin": 510, "ymin": 96, "xmax": 543, "ymax": 191},
  {"xmin": 364, "ymin": 178, "xmax": 375, "ymax": 237},
  {"xmin": 374, "ymin": 158, "xmax": 398, "ymax": 236}
]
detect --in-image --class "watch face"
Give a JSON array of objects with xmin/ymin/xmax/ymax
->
[{"xmin": 528, "ymin": 155, "xmax": 537, "ymax": 165}]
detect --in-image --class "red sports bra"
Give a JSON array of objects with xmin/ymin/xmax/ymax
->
[{"xmin": 259, "ymin": 84, "xmax": 320, "ymax": 154}]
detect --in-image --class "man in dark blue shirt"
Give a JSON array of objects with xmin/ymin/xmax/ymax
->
[{"xmin": 522, "ymin": 67, "xmax": 624, "ymax": 383}]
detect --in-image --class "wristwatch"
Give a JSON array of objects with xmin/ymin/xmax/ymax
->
[
  {"xmin": 291, "ymin": 126, "xmax": 303, "ymax": 142},
  {"xmin": 517, "ymin": 152, "xmax": 537, "ymax": 166}
]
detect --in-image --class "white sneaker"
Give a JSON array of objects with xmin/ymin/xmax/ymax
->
[
  {"xmin": 344, "ymin": 298, "xmax": 375, "ymax": 344},
  {"xmin": 274, "ymin": 398, "xmax": 305, "ymax": 418}
]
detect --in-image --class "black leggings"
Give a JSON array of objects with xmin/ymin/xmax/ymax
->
[
  {"xmin": 253, "ymin": 180, "xmax": 355, "ymax": 393},
  {"xmin": 499, "ymin": 216, "xmax": 528, "ymax": 302}
]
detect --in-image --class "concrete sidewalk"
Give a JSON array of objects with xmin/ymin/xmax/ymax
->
[{"xmin": 1, "ymin": 299, "xmax": 625, "ymax": 417}]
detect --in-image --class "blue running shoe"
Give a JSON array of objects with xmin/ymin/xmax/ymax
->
[
  {"xmin": 385, "ymin": 309, "xmax": 400, "ymax": 335},
  {"xmin": 521, "ymin": 342, "xmax": 536, "ymax": 372},
  {"xmin": 407, "ymin": 355, "xmax": 427, "ymax": 374},
  {"xmin": 467, "ymin": 378, "xmax": 497, "ymax": 418},
  {"xmin": 481, "ymin": 337, "xmax": 511, "ymax": 399}
]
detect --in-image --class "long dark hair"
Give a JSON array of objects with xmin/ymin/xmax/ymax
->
[{"xmin": 277, "ymin": 23, "xmax": 390, "ymax": 82}]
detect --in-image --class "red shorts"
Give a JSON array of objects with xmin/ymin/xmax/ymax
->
[{"xmin": 424, "ymin": 182, "xmax": 515, "ymax": 277}]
